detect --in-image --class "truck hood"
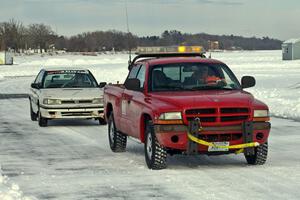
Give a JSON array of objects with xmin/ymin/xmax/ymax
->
[
  {"xmin": 149, "ymin": 90, "xmax": 254, "ymax": 111},
  {"xmin": 40, "ymin": 88, "xmax": 103, "ymax": 100}
]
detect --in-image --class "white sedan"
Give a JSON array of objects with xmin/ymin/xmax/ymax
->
[{"xmin": 29, "ymin": 68, "xmax": 106, "ymax": 127}]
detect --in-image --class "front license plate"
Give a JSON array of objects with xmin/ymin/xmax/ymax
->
[{"xmin": 208, "ymin": 141, "xmax": 230, "ymax": 152}]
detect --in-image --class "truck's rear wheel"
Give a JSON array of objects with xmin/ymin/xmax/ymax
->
[
  {"xmin": 108, "ymin": 113, "xmax": 127, "ymax": 152},
  {"xmin": 144, "ymin": 121, "xmax": 167, "ymax": 170},
  {"xmin": 245, "ymin": 142, "xmax": 268, "ymax": 165},
  {"xmin": 38, "ymin": 107, "xmax": 48, "ymax": 127}
]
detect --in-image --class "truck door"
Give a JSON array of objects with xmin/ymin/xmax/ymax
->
[
  {"xmin": 119, "ymin": 64, "xmax": 141, "ymax": 134},
  {"xmin": 125, "ymin": 64, "xmax": 146, "ymax": 138}
]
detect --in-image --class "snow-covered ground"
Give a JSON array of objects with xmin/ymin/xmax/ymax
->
[
  {"xmin": 0, "ymin": 99, "xmax": 299, "ymax": 200},
  {"xmin": 0, "ymin": 51, "xmax": 300, "ymax": 199}
]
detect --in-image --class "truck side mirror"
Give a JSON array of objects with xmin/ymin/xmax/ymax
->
[
  {"xmin": 31, "ymin": 83, "xmax": 40, "ymax": 89},
  {"xmin": 241, "ymin": 76, "xmax": 256, "ymax": 89},
  {"xmin": 99, "ymin": 82, "xmax": 107, "ymax": 88},
  {"xmin": 124, "ymin": 78, "xmax": 141, "ymax": 91}
]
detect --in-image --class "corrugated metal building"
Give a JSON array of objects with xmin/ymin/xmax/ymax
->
[{"xmin": 282, "ymin": 38, "xmax": 300, "ymax": 60}]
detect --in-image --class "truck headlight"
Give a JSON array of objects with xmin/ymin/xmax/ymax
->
[
  {"xmin": 43, "ymin": 98, "xmax": 61, "ymax": 105},
  {"xmin": 254, "ymin": 110, "xmax": 269, "ymax": 118},
  {"xmin": 92, "ymin": 98, "xmax": 103, "ymax": 104},
  {"xmin": 159, "ymin": 112, "xmax": 182, "ymax": 120}
]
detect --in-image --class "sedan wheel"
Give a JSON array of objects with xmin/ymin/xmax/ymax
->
[
  {"xmin": 38, "ymin": 107, "xmax": 48, "ymax": 127},
  {"xmin": 29, "ymin": 100, "xmax": 37, "ymax": 121}
]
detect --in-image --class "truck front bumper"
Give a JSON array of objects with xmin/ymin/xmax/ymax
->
[
  {"xmin": 40, "ymin": 106, "xmax": 104, "ymax": 119},
  {"xmin": 154, "ymin": 122, "xmax": 271, "ymax": 153}
]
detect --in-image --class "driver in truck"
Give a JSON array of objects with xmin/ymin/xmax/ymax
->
[{"xmin": 189, "ymin": 66, "xmax": 224, "ymax": 85}]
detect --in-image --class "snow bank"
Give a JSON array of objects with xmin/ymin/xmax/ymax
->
[
  {"xmin": 0, "ymin": 54, "xmax": 129, "ymax": 84},
  {"xmin": 0, "ymin": 166, "xmax": 36, "ymax": 200},
  {"xmin": 249, "ymin": 88, "xmax": 300, "ymax": 121}
]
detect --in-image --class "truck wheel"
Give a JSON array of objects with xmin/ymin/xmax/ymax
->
[
  {"xmin": 30, "ymin": 100, "xmax": 37, "ymax": 121},
  {"xmin": 144, "ymin": 121, "xmax": 167, "ymax": 170},
  {"xmin": 99, "ymin": 118, "xmax": 107, "ymax": 125},
  {"xmin": 245, "ymin": 142, "xmax": 268, "ymax": 165},
  {"xmin": 108, "ymin": 113, "xmax": 127, "ymax": 152},
  {"xmin": 38, "ymin": 107, "xmax": 48, "ymax": 127}
]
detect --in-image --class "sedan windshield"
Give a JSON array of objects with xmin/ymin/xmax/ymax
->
[
  {"xmin": 150, "ymin": 63, "xmax": 241, "ymax": 92},
  {"xmin": 43, "ymin": 70, "xmax": 98, "ymax": 88}
]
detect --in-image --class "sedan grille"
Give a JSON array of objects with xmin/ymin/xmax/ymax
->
[{"xmin": 61, "ymin": 100, "xmax": 93, "ymax": 104}]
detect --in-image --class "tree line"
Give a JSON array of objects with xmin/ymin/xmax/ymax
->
[{"xmin": 0, "ymin": 19, "xmax": 282, "ymax": 53}]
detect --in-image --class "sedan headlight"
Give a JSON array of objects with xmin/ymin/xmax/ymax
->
[
  {"xmin": 159, "ymin": 112, "xmax": 182, "ymax": 120},
  {"xmin": 43, "ymin": 98, "xmax": 61, "ymax": 105},
  {"xmin": 254, "ymin": 110, "xmax": 269, "ymax": 117},
  {"xmin": 92, "ymin": 98, "xmax": 103, "ymax": 104}
]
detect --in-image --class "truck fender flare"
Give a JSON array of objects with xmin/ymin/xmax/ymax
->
[
  {"xmin": 105, "ymin": 103, "xmax": 113, "ymax": 120},
  {"xmin": 140, "ymin": 113, "xmax": 152, "ymax": 143}
]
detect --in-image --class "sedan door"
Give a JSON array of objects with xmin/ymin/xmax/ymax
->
[{"xmin": 30, "ymin": 70, "xmax": 45, "ymax": 113}]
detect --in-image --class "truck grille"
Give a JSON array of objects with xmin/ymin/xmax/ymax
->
[{"xmin": 185, "ymin": 107, "xmax": 250, "ymax": 124}]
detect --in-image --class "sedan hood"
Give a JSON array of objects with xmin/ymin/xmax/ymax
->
[{"xmin": 41, "ymin": 88, "xmax": 103, "ymax": 100}]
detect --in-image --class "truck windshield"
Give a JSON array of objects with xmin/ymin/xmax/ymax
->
[
  {"xmin": 150, "ymin": 63, "xmax": 241, "ymax": 92},
  {"xmin": 43, "ymin": 70, "xmax": 98, "ymax": 88}
]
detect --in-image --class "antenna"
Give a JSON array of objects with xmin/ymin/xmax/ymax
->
[{"xmin": 125, "ymin": 0, "xmax": 132, "ymax": 66}]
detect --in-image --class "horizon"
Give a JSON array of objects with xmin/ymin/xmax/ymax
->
[{"xmin": 1, "ymin": 0, "xmax": 299, "ymax": 41}]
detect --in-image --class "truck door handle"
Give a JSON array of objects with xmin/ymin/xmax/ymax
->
[
  {"xmin": 127, "ymin": 96, "xmax": 132, "ymax": 104},
  {"xmin": 122, "ymin": 94, "xmax": 133, "ymax": 103}
]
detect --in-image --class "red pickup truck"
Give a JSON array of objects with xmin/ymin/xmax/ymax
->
[{"xmin": 103, "ymin": 46, "xmax": 271, "ymax": 169}]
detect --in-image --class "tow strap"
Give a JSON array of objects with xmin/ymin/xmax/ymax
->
[
  {"xmin": 187, "ymin": 118, "xmax": 259, "ymax": 154},
  {"xmin": 187, "ymin": 132, "xmax": 259, "ymax": 153}
]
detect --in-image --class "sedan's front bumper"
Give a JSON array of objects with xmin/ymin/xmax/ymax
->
[{"xmin": 40, "ymin": 105, "xmax": 104, "ymax": 119}]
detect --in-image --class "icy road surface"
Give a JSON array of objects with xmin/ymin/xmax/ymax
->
[{"xmin": 0, "ymin": 99, "xmax": 300, "ymax": 200}]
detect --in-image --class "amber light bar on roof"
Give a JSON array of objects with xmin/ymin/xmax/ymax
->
[{"xmin": 136, "ymin": 46, "xmax": 204, "ymax": 54}]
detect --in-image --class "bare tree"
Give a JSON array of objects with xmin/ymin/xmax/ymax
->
[
  {"xmin": 0, "ymin": 19, "xmax": 26, "ymax": 52},
  {"xmin": 27, "ymin": 23, "xmax": 55, "ymax": 53}
]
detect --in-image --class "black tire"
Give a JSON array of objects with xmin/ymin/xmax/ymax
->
[
  {"xmin": 29, "ymin": 99, "xmax": 37, "ymax": 121},
  {"xmin": 108, "ymin": 113, "xmax": 127, "ymax": 152},
  {"xmin": 38, "ymin": 107, "xmax": 48, "ymax": 127},
  {"xmin": 144, "ymin": 120, "xmax": 167, "ymax": 170},
  {"xmin": 245, "ymin": 142, "xmax": 268, "ymax": 165},
  {"xmin": 99, "ymin": 118, "xmax": 107, "ymax": 125}
]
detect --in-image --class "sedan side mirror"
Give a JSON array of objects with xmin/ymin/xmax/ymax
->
[
  {"xmin": 124, "ymin": 78, "xmax": 141, "ymax": 91},
  {"xmin": 241, "ymin": 76, "xmax": 256, "ymax": 89},
  {"xmin": 31, "ymin": 83, "xmax": 40, "ymax": 89},
  {"xmin": 99, "ymin": 82, "xmax": 107, "ymax": 88}
]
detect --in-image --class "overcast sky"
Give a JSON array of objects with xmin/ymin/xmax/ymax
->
[{"xmin": 0, "ymin": 0, "xmax": 299, "ymax": 40}]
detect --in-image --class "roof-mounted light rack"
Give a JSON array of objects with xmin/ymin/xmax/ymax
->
[{"xmin": 128, "ymin": 46, "xmax": 206, "ymax": 70}]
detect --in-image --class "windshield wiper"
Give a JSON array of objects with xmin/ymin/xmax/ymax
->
[
  {"xmin": 158, "ymin": 85, "xmax": 185, "ymax": 91},
  {"xmin": 190, "ymin": 86, "xmax": 235, "ymax": 90}
]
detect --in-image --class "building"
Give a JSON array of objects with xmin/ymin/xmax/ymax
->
[
  {"xmin": 0, "ymin": 51, "xmax": 13, "ymax": 65},
  {"xmin": 208, "ymin": 40, "xmax": 220, "ymax": 51},
  {"xmin": 282, "ymin": 38, "xmax": 300, "ymax": 60}
]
